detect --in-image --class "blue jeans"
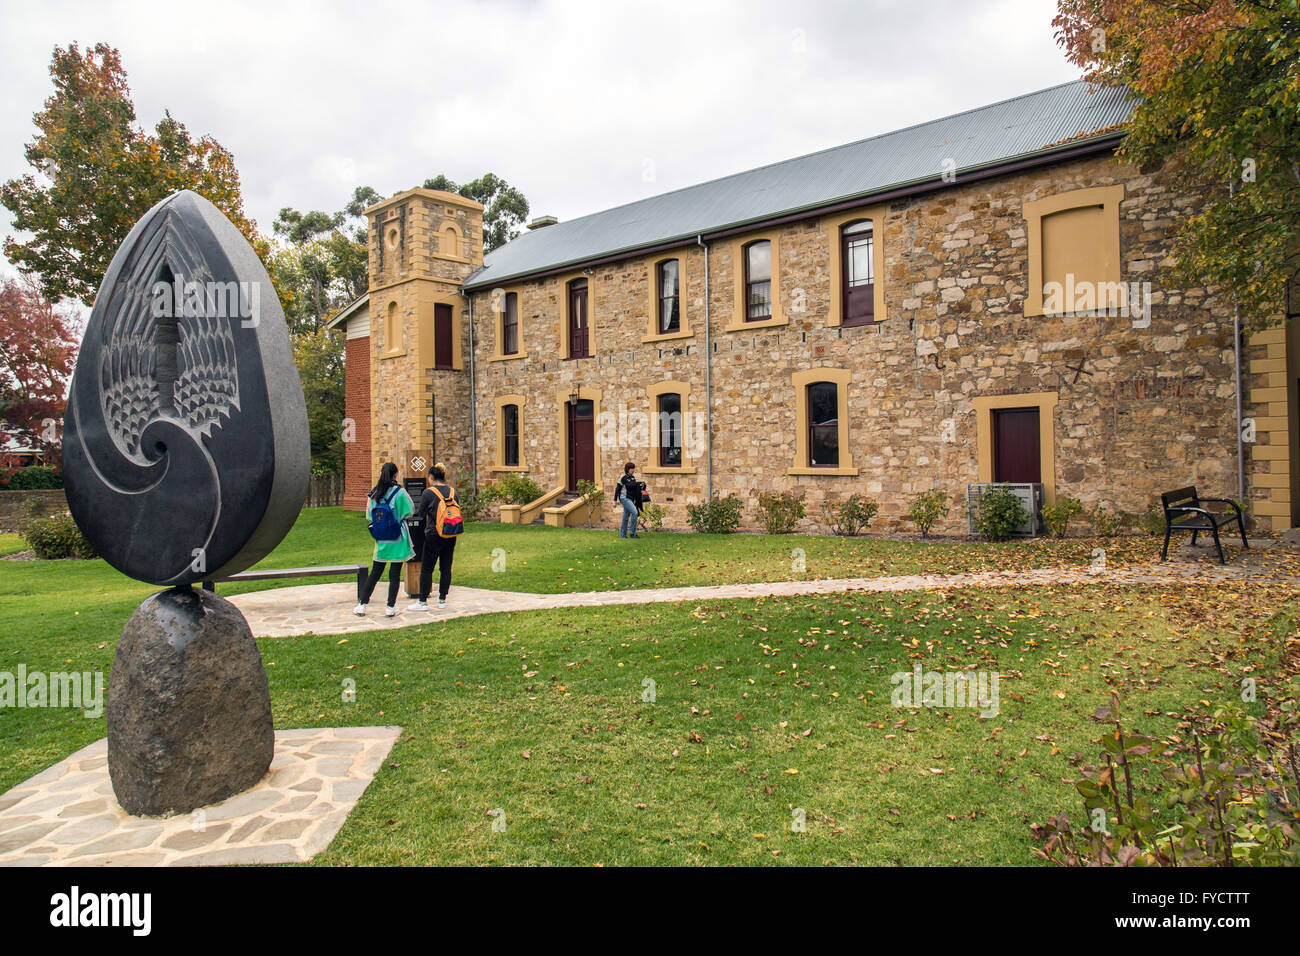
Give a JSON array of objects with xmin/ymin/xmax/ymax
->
[{"xmin": 620, "ymin": 496, "xmax": 639, "ymax": 536}]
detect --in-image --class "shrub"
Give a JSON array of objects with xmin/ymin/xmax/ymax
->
[
  {"xmin": 459, "ymin": 483, "xmax": 499, "ymax": 522},
  {"xmin": 24, "ymin": 512, "xmax": 96, "ymax": 559},
  {"xmin": 1089, "ymin": 505, "xmax": 1128, "ymax": 537},
  {"xmin": 756, "ymin": 489, "xmax": 806, "ymax": 534},
  {"xmin": 905, "ymin": 490, "xmax": 949, "ymax": 538},
  {"xmin": 1137, "ymin": 503, "xmax": 1167, "ymax": 536},
  {"xmin": 821, "ymin": 494, "xmax": 879, "ymax": 536},
  {"xmin": 969, "ymin": 485, "xmax": 1030, "ymax": 541},
  {"xmin": 686, "ymin": 493, "xmax": 743, "ymax": 534},
  {"xmin": 1033, "ymin": 695, "xmax": 1300, "ymax": 866},
  {"xmin": 575, "ymin": 478, "xmax": 604, "ymax": 527},
  {"xmin": 640, "ymin": 502, "xmax": 666, "ymax": 532},
  {"xmin": 497, "ymin": 473, "xmax": 543, "ymax": 505},
  {"xmin": 1041, "ymin": 495, "xmax": 1083, "ymax": 538},
  {"xmin": 6, "ymin": 465, "xmax": 62, "ymax": 490}
]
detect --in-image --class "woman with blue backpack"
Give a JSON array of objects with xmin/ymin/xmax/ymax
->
[{"xmin": 353, "ymin": 461, "xmax": 414, "ymax": 617}]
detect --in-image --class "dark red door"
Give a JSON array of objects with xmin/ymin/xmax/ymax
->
[
  {"xmin": 434, "ymin": 303, "xmax": 453, "ymax": 369},
  {"xmin": 568, "ymin": 281, "xmax": 589, "ymax": 358},
  {"xmin": 567, "ymin": 399, "xmax": 594, "ymax": 491},
  {"xmin": 993, "ymin": 408, "xmax": 1041, "ymax": 483}
]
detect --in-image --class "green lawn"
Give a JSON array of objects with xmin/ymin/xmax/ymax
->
[
  {"xmin": 0, "ymin": 507, "xmax": 1287, "ymax": 865},
  {"xmin": 0, "ymin": 533, "xmax": 26, "ymax": 557}
]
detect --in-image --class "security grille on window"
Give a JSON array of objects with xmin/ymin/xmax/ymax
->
[
  {"xmin": 841, "ymin": 219, "xmax": 875, "ymax": 327},
  {"xmin": 658, "ymin": 393, "xmax": 682, "ymax": 467},
  {"xmin": 658, "ymin": 260, "xmax": 680, "ymax": 334},
  {"xmin": 745, "ymin": 240, "xmax": 772, "ymax": 321},
  {"xmin": 807, "ymin": 382, "xmax": 839, "ymax": 467}
]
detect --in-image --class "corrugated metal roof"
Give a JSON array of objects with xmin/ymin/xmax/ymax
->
[{"xmin": 464, "ymin": 80, "xmax": 1134, "ymax": 290}]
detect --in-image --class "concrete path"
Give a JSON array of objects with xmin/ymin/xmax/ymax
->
[{"xmin": 230, "ymin": 555, "xmax": 1296, "ymax": 639}]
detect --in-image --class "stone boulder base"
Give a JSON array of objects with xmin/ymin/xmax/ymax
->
[{"xmin": 107, "ymin": 587, "xmax": 273, "ymax": 816}]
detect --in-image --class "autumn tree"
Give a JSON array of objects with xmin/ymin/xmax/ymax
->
[
  {"xmin": 1, "ymin": 43, "xmax": 263, "ymax": 306},
  {"xmin": 0, "ymin": 275, "xmax": 79, "ymax": 459},
  {"xmin": 422, "ymin": 172, "xmax": 530, "ymax": 251},
  {"xmin": 1054, "ymin": 0, "xmax": 1300, "ymax": 323}
]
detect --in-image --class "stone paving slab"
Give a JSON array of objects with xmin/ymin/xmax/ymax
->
[
  {"xmin": 229, "ymin": 556, "xmax": 1300, "ymax": 639},
  {"xmin": 0, "ymin": 726, "xmax": 401, "ymax": 866}
]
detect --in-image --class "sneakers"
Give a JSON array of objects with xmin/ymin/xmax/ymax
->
[
  {"xmin": 353, "ymin": 603, "xmax": 367, "ymax": 616},
  {"xmin": 408, "ymin": 602, "xmax": 429, "ymax": 612},
  {"xmin": 437, "ymin": 599, "xmax": 447, "ymax": 609},
  {"xmin": 385, "ymin": 605, "xmax": 398, "ymax": 617}
]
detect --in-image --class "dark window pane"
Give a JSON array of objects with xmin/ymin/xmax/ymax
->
[
  {"xmin": 808, "ymin": 382, "xmax": 839, "ymax": 467},
  {"xmin": 841, "ymin": 221, "xmax": 875, "ymax": 327},
  {"xmin": 745, "ymin": 241, "xmax": 772, "ymax": 322},
  {"xmin": 504, "ymin": 404, "xmax": 519, "ymax": 466},
  {"xmin": 658, "ymin": 260, "xmax": 680, "ymax": 334},
  {"xmin": 568, "ymin": 279, "xmax": 589, "ymax": 358},
  {"xmin": 503, "ymin": 292, "xmax": 519, "ymax": 354},
  {"xmin": 658, "ymin": 393, "xmax": 682, "ymax": 467}
]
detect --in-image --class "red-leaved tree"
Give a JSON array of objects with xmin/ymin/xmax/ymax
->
[{"xmin": 0, "ymin": 274, "xmax": 79, "ymax": 464}]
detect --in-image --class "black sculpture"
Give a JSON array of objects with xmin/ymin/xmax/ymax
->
[{"xmin": 63, "ymin": 190, "xmax": 308, "ymax": 815}]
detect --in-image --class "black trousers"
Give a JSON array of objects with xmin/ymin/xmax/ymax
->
[
  {"xmin": 359, "ymin": 560, "xmax": 402, "ymax": 607},
  {"xmin": 419, "ymin": 534, "xmax": 457, "ymax": 602}
]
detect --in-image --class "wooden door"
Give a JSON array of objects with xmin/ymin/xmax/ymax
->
[
  {"xmin": 568, "ymin": 281, "xmax": 589, "ymax": 358},
  {"xmin": 567, "ymin": 399, "xmax": 594, "ymax": 490},
  {"xmin": 993, "ymin": 407, "xmax": 1041, "ymax": 483},
  {"xmin": 433, "ymin": 303, "xmax": 453, "ymax": 369}
]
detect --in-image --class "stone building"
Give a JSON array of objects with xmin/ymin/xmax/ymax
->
[{"xmin": 333, "ymin": 80, "xmax": 1298, "ymax": 533}]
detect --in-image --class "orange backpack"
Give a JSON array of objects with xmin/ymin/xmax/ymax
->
[{"xmin": 430, "ymin": 485, "xmax": 464, "ymax": 538}]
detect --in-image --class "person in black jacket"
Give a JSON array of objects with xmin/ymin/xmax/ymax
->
[
  {"xmin": 409, "ymin": 462, "xmax": 458, "ymax": 610},
  {"xmin": 616, "ymin": 461, "xmax": 641, "ymax": 538}
]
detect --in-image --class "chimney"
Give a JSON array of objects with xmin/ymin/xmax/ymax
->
[{"xmin": 527, "ymin": 215, "xmax": 558, "ymax": 230}]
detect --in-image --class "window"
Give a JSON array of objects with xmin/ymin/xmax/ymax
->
[
  {"xmin": 658, "ymin": 260, "xmax": 680, "ymax": 334},
  {"xmin": 503, "ymin": 403, "xmax": 520, "ymax": 467},
  {"xmin": 433, "ymin": 303, "xmax": 453, "ymax": 369},
  {"xmin": 1023, "ymin": 185, "xmax": 1125, "ymax": 317},
  {"xmin": 383, "ymin": 301, "xmax": 402, "ymax": 356},
  {"xmin": 841, "ymin": 220, "xmax": 875, "ymax": 326},
  {"xmin": 807, "ymin": 382, "xmax": 839, "ymax": 468},
  {"xmin": 657, "ymin": 392, "xmax": 682, "ymax": 467},
  {"xmin": 744, "ymin": 240, "xmax": 772, "ymax": 322},
  {"xmin": 502, "ymin": 292, "xmax": 519, "ymax": 355},
  {"xmin": 567, "ymin": 278, "xmax": 590, "ymax": 359}
]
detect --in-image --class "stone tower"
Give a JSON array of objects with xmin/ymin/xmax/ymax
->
[{"xmin": 364, "ymin": 188, "xmax": 482, "ymax": 485}]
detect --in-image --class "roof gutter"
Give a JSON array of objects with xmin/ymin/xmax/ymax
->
[{"xmin": 462, "ymin": 132, "xmax": 1125, "ymax": 291}]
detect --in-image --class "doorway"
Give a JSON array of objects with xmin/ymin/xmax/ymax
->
[
  {"xmin": 566, "ymin": 398, "xmax": 594, "ymax": 491},
  {"xmin": 993, "ymin": 407, "xmax": 1041, "ymax": 483}
]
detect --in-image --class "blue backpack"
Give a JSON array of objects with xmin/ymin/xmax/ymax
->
[{"xmin": 367, "ymin": 486, "xmax": 403, "ymax": 542}]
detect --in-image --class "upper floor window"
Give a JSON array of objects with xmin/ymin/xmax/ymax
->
[
  {"xmin": 744, "ymin": 240, "xmax": 772, "ymax": 322},
  {"xmin": 567, "ymin": 278, "xmax": 590, "ymax": 359},
  {"xmin": 503, "ymin": 403, "xmax": 520, "ymax": 467},
  {"xmin": 807, "ymin": 381, "xmax": 839, "ymax": 468},
  {"xmin": 1022, "ymin": 185, "xmax": 1125, "ymax": 317},
  {"xmin": 658, "ymin": 260, "xmax": 680, "ymax": 335},
  {"xmin": 657, "ymin": 392, "xmax": 682, "ymax": 467},
  {"xmin": 502, "ymin": 292, "xmax": 519, "ymax": 355},
  {"xmin": 841, "ymin": 220, "xmax": 875, "ymax": 327}
]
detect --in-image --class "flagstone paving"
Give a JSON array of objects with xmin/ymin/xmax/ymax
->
[
  {"xmin": 0, "ymin": 726, "xmax": 400, "ymax": 866},
  {"xmin": 230, "ymin": 539, "xmax": 1298, "ymax": 639}
]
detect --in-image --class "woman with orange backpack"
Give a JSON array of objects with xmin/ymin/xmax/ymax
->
[{"xmin": 410, "ymin": 462, "xmax": 463, "ymax": 611}]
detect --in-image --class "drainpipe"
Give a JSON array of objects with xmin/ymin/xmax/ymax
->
[
  {"xmin": 698, "ymin": 234, "xmax": 712, "ymax": 501},
  {"xmin": 1229, "ymin": 179, "xmax": 1245, "ymax": 503},
  {"xmin": 466, "ymin": 291, "xmax": 478, "ymax": 492}
]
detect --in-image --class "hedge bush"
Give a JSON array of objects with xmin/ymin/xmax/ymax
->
[
  {"xmin": 1041, "ymin": 495, "xmax": 1083, "ymax": 538},
  {"xmin": 756, "ymin": 489, "xmax": 806, "ymax": 534},
  {"xmin": 686, "ymin": 494, "xmax": 743, "ymax": 534},
  {"xmin": 969, "ymin": 486, "xmax": 1030, "ymax": 541},
  {"xmin": 5, "ymin": 465, "xmax": 63, "ymax": 490},
  {"xmin": 904, "ymin": 490, "xmax": 949, "ymax": 538},
  {"xmin": 821, "ymin": 494, "xmax": 879, "ymax": 536},
  {"xmin": 24, "ymin": 512, "xmax": 96, "ymax": 559}
]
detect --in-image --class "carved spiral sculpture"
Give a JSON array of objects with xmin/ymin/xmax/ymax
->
[{"xmin": 63, "ymin": 190, "xmax": 309, "ymax": 586}]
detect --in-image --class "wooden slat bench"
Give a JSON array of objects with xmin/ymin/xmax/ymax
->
[
  {"xmin": 1159, "ymin": 486, "xmax": 1249, "ymax": 564},
  {"xmin": 202, "ymin": 564, "xmax": 369, "ymax": 595}
]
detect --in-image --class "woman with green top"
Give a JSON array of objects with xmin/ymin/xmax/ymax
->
[{"xmin": 353, "ymin": 461, "xmax": 414, "ymax": 617}]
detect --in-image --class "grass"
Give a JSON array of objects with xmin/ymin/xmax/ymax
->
[
  {"xmin": 0, "ymin": 507, "xmax": 1288, "ymax": 864},
  {"xmin": 0, "ymin": 533, "xmax": 26, "ymax": 557}
]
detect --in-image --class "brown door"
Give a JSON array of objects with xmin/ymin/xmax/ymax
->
[
  {"xmin": 568, "ymin": 280, "xmax": 589, "ymax": 358},
  {"xmin": 567, "ymin": 399, "xmax": 594, "ymax": 491},
  {"xmin": 993, "ymin": 408, "xmax": 1041, "ymax": 483},
  {"xmin": 434, "ymin": 303, "xmax": 453, "ymax": 370}
]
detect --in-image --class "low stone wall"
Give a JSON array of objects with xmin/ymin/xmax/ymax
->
[{"xmin": 0, "ymin": 489, "xmax": 68, "ymax": 532}]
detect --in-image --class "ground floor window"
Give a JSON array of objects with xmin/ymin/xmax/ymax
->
[
  {"xmin": 807, "ymin": 382, "xmax": 839, "ymax": 467},
  {"xmin": 658, "ymin": 392, "xmax": 682, "ymax": 467}
]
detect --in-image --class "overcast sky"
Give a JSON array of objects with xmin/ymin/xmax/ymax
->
[{"xmin": 0, "ymin": 0, "xmax": 1080, "ymax": 276}]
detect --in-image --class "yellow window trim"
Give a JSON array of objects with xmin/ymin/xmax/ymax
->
[
  {"xmin": 433, "ymin": 219, "xmax": 470, "ymax": 263},
  {"xmin": 415, "ymin": 289, "xmax": 465, "ymax": 371},
  {"xmin": 560, "ymin": 272, "xmax": 598, "ymax": 358},
  {"xmin": 643, "ymin": 253, "xmax": 695, "ymax": 343},
  {"xmin": 826, "ymin": 205, "xmax": 888, "ymax": 327},
  {"xmin": 972, "ymin": 391, "xmax": 1059, "ymax": 505},
  {"xmin": 492, "ymin": 393, "xmax": 528, "ymax": 471},
  {"xmin": 644, "ymin": 379, "xmax": 697, "ymax": 475},
  {"xmin": 378, "ymin": 299, "xmax": 406, "ymax": 359},
  {"xmin": 488, "ymin": 286, "xmax": 530, "ymax": 362},
  {"xmin": 1023, "ymin": 184, "xmax": 1124, "ymax": 318},
  {"xmin": 726, "ymin": 230, "xmax": 786, "ymax": 332},
  {"xmin": 555, "ymin": 385, "xmax": 604, "ymax": 488},
  {"xmin": 788, "ymin": 367, "xmax": 857, "ymax": 475}
]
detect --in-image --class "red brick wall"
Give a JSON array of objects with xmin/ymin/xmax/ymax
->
[{"xmin": 344, "ymin": 335, "xmax": 372, "ymax": 511}]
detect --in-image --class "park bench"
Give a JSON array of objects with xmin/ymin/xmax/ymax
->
[
  {"xmin": 1159, "ymin": 486, "xmax": 1249, "ymax": 564},
  {"xmin": 202, "ymin": 564, "xmax": 369, "ymax": 595}
]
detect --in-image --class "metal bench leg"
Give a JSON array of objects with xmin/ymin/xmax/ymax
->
[
  {"xmin": 1238, "ymin": 517, "xmax": 1249, "ymax": 549},
  {"xmin": 1210, "ymin": 525, "xmax": 1225, "ymax": 564},
  {"xmin": 1190, "ymin": 529, "xmax": 1198, "ymax": 546},
  {"xmin": 202, "ymin": 580, "xmax": 214, "ymax": 593},
  {"xmin": 1160, "ymin": 523, "xmax": 1173, "ymax": 561}
]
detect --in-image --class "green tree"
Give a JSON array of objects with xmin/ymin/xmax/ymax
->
[
  {"xmin": 421, "ymin": 172, "xmax": 530, "ymax": 251},
  {"xmin": 292, "ymin": 327, "xmax": 345, "ymax": 475},
  {"xmin": 2, "ymin": 43, "xmax": 262, "ymax": 306},
  {"xmin": 1053, "ymin": 0, "xmax": 1300, "ymax": 323}
]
